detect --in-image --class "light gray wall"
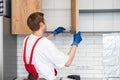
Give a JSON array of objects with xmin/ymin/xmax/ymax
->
[
  {"xmin": 0, "ymin": 17, "xmax": 17, "ymax": 80},
  {"xmin": 0, "ymin": 16, "xmax": 4, "ymax": 80}
]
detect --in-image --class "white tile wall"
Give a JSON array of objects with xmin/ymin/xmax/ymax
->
[
  {"xmin": 42, "ymin": 0, "xmax": 71, "ymax": 9},
  {"xmin": 113, "ymin": 13, "xmax": 120, "ymax": 31},
  {"xmin": 79, "ymin": 13, "xmax": 94, "ymax": 31},
  {"xmin": 43, "ymin": 10, "xmax": 71, "ymax": 31},
  {"xmin": 79, "ymin": 0, "xmax": 120, "ymax": 9},
  {"xmin": 93, "ymin": 13, "xmax": 113, "ymax": 31},
  {"xmin": 42, "ymin": 0, "xmax": 71, "ymax": 31},
  {"xmin": 54, "ymin": 0, "xmax": 71, "ymax": 9},
  {"xmin": 17, "ymin": 33, "xmax": 104, "ymax": 78},
  {"xmin": 113, "ymin": 0, "xmax": 120, "ymax": 9},
  {"xmin": 42, "ymin": 0, "xmax": 55, "ymax": 9},
  {"xmin": 79, "ymin": 0, "xmax": 94, "ymax": 9},
  {"xmin": 94, "ymin": 0, "xmax": 113, "ymax": 9},
  {"xmin": 79, "ymin": 12, "xmax": 120, "ymax": 32}
]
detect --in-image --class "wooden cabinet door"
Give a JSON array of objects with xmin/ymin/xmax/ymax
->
[
  {"xmin": 12, "ymin": 0, "xmax": 42, "ymax": 34},
  {"xmin": 71, "ymin": 0, "xmax": 79, "ymax": 33}
]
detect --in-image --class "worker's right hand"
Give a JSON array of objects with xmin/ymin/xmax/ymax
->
[
  {"xmin": 53, "ymin": 27, "xmax": 66, "ymax": 36},
  {"xmin": 72, "ymin": 31, "xmax": 82, "ymax": 46}
]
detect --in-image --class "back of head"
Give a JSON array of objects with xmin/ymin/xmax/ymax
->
[{"xmin": 27, "ymin": 12, "xmax": 44, "ymax": 31}]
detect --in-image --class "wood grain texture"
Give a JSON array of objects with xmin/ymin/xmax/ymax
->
[
  {"xmin": 12, "ymin": 0, "xmax": 42, "ymax": 34},
  {"xmin": 71, "ymin": 0, "xmax": 79, "ymax": 33}
]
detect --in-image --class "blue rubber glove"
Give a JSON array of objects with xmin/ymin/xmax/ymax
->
[
  {"xmin": 53, "ymin": 27, "xmax": 66, "ymax": 36},
  {"xmin": 72, "ymin": 31, "xmax": 82, "ymax": 46}
]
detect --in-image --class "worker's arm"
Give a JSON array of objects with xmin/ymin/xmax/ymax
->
[
  {"xmin": 65, "ymin": 45, "xmax": 77, "ymax": 67},
  {"xmin": 46, "ymin": 33, "xmax": 54, "ymax": 40},
  {"xmin": 46, "ymin": 27, "xmax": 65, "ymax": 40},
  {"xmin": 65, "ymin": 32, "xmax": 82, "ymax": 67},
  {"xmin": 45, "ymin": 31, "xmax": 82, "ymax": 68}
]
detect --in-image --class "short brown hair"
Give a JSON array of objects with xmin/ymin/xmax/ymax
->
[{"xmin": 27, "ymin": 12, "xmax": 44, "ymax": 31}]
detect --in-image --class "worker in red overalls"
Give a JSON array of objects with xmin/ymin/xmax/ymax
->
[{"xmin": 23, "ymin": 12, "xmax": 82, "ymax": 80}]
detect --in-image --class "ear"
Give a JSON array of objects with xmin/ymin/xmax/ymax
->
[{"xmin": 39, "ymin": 22, "xmax": 44, "ymax": 28}]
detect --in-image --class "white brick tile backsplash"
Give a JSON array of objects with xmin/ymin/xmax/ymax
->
[
  {"xmin": 86, "ymin": 49, "xmax": 103, "ymax": 53},
  {"xmin": 17, "ymin": 33, "xmax": 104, "ymax": 78},
  {"xmin": 86, "ymin": 45, "xmax": 102, "ymax": 49},
  {"xmin": 86, "ymin": 52, "xmax": 102, "ymax": 57}
]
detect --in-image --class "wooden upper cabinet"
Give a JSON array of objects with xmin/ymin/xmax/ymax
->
[
  {"xmin": 12, "ymin": 0, "xmax": 42, "ymax": 34},
  {"xmin": 12, "ymin": 0, "xmax": 78, "ymax": 34}
]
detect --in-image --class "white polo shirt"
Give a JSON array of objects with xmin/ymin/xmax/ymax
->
[{"xmin": 23, "ymin": 34, "xmax": 69, "ymax": 80}]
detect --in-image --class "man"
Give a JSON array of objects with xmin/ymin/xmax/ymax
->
[{"xmin": 23, "ymin": 12, "xmax": 82, "ymax": 80}]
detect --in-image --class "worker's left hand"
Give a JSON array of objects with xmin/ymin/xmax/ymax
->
[
  {"xmin": 72, "ymin": 31, "xmax": 82, "ymax": 46},
  {"xmin": 53, "ymin": 27, "xmax": 66, "ymax": 36}
]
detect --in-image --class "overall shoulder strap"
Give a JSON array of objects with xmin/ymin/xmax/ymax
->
[
  {"xmin": 23, "ymin": 36, "xmax": 29, "ymax": 64},
  {"xmin": 29, "ymin": 37, "xmax": 42, "ymax": 64}
]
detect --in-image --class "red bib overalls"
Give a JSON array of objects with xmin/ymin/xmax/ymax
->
[{"xmin": 23, "ymin": 36, "xmax": 57, "ymax": 79}]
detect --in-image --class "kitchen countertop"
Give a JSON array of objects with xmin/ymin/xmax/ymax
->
[{"xmin": 16, "ymin": 77, "xmax": 103, "ymax": 80}]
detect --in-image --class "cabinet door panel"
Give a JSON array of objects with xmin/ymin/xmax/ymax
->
[
  {"xmin": 94, "ymin": 13, "xmax": 113, "ymax": 31},
  {"xmin": 79, "ymin": 13, "xmax": 94, "ymax": 31},
  {"xmin": 12, "ymin": 0, "xmax": 41, "ymax": 34},
  {"xmin": 94, "ymin": 0, "xmax": 112, "ymax": 9},
  {"xmin": 79, "ymin": 0, "xmax": 93, "ymax": 9},
  {"xmin": 43, "ymin": 10, "xmax": 71, "ymax": 31},
  {"xmin": 113, "ymin": 13, "xmax": 120, "ymax": 31}
]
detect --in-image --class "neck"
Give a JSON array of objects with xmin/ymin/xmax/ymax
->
[{"xmin": 32, "ymin": 30, "xmax": 43, "ymax": 37}]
